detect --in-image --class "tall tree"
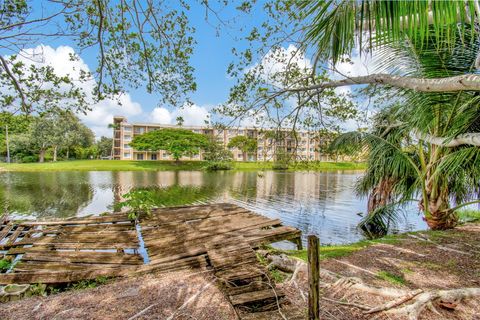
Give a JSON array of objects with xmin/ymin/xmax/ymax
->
[
  {"xmin": 130, "ymin": 128, "xmax": 209, "ymax": 162},
  {"xmin": 96, "ymin": 136, "xmax": 113, "ymax": 158},
  {"xmin": 227, "ymin": 135, "xmax": 257, "ymax": 161},
  {"xmin": 331, "ymin": 27, "xmax": 480, "ymax": 232},
  {"xmin": 0, "ymin": 0, "xmax": 201, "ymax": 114}
]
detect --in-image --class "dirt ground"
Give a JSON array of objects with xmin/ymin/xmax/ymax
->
[
  {"xmin": 0, "ymin": 270, "xmax": 237, "ymax": 320},
  {"xmin": 1, "ymin": 224, "xmax": 479, "ymax": 320}
]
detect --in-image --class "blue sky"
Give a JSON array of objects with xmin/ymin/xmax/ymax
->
[{"xmin": 2, "ymin": 1, "xmax": 371, "ymax": 137}]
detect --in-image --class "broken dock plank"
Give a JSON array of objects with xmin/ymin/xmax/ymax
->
[{"xmin": 2, "ymin": 202, "xmax": 300, "ymax": 315}]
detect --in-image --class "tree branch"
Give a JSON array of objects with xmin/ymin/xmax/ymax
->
[
  {"xmin": 0, "ymin": 55, "xmax": 28, "ymax": 112},
  {"xmin": 276, "ymin": 73, "xmax": 480, "ymax": 93},
  {"xmin": 415, "ymin": 131, "xmax": 480, "ymax": 147}
]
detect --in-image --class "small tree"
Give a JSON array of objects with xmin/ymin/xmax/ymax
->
[
  {"xmin": 97, "ymin": 136, "xmax": 113, "ymax": 158},
  {"xmin": 130, "ymin": 128, "xmax": 209, "ymax": 162},
  {"xmin": 227, "ymin": 135, "xmax": 257, "ymax": 161},
  {"xmin": 203, "ymin": 137, "xmax": 233, "ymax": 170}
]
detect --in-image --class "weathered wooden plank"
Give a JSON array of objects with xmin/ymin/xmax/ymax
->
[
  {"xmin": 216, "ymin": 266, "xmax": 264, "ymax": 282},
  {"xmin": 7, "ymin": 241, "xmax": 139, "ymax": 255},
  {"xmin": 0, "ymin": 267, "xmax": 137, "ymax": 284},
  {"xmin": 141, "ymin": 219, "xmax": 283, "ymax": 247},
  {"xmin": 21, "ymin": 251, "xmax": 142, "ymax": 265},
  {"xmin": 142, "ymin": 255, "xmax": 209, "ymax": 273},
  {"xmin": 6, "ymin": 226, "xmax": 24, "ymax": 245},
  {"xmin": 226, "ymin": 282, "xmax": 271, "ymax": 296},
  {"xmin": 229, "ymin": 288, "xmax": 285, "ymax": 306},
  {"xmin": 147, "ymin": 246, "xmax": 207, "ymax": 263},
  {"xmin": 0, "ymin": 224, "xmax": 13, "ymax": 242},
  {"xmin": 17, "ymin": 233, "xmax": 138, "ymax": 245},
  {"xmin": 19, "ymin": 215, "xmax": 130, "ymax": 226},
  {"xmin": 43, "ymin": 224, "xmax": 135, "ymax": 234},
  {"xmin": 245, "ymin": 226, "xmax": 302, "ymax": 247},
  {"xmin": 13, "ymin": 261, "xmax": 125, "ymax": 272}
]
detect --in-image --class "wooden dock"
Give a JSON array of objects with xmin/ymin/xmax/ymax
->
[{"xmin": 0, "ymin": 203, "xmax": 301, "ymax": 313}]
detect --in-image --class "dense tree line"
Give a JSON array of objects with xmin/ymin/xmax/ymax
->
[{"xmin": 1, "ymin": 111, "xmax": 112, "ymax": 162}]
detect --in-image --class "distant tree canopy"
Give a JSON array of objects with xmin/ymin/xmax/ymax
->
[
  {"xmin": 130, "ymin": 128, "xmax": 209, "ymax": 162},
  {"xmin": 227, "ymin": 136, "xmax": 257, "ymax": 154},
  {"xmin": 6, "ymin": 110, "xmax": 95, "ymax": 162},
  {"xmin": 0, "ymin": 112, "xmax": 32, "ymax": 155}
]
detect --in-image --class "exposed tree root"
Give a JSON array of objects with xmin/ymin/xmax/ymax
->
[
  {"xmin": 387, "ymin": 288, "xmax": 480, "ymax": 320},
  {"xmin": 264, "ymin": 252, "xmax": 480, "ymax": 319}
]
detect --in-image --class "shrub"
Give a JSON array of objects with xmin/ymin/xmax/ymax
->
[
  {"xmin": 272, "ymin": 161, "xmax": 289, "ymax": 170},
  {"xmin": 21, "ymin": 155, "xmax": 39, "ymax": 163},
  {"xmin": 205, "ymin": 161, "xmax": 233, "ymax": 171}
]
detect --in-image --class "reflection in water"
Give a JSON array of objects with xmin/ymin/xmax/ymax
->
[{"xmin": 0, "ymin": 170, "xmax": 427, "ymax": 244}]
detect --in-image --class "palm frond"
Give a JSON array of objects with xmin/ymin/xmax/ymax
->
[
  {"xmin": 358, "ymin": 202, "xmax": 408, "ymax": 238},
  {"xmin": 301, "ymin": 0, "xmax": 478, "ymax": 64}
]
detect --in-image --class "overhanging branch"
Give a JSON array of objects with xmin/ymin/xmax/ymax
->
[
  {"xmin": 277, "ymin": 73, "xmax": 480, "ymax": 93},
  {"xmin": 415, "ymin": 131, "xmax": 480, "ymax": 147}
]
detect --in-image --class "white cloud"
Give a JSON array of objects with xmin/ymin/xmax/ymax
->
[
  {"xmin": 151, "ymin": 107, "xmax": 172, "ymax": 124},
  {"xmin": 174, "ymin": 103, "xmax": 210, "ymax": 126},
  {"xmin": 13, "ymin": 45, "xmax": 144, "ymax": 138},
  {"xmin": 248, "ymin": 44, "xmax": 312, "ymax": 86},
  {"xmin": 150, "ymin": 103, "xmax": 210, "ymax": 127}
]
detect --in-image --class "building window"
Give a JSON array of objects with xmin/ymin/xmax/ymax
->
[
  {"xmin": 124, "ymin": 144, "xmax": 130, "ymax": 149},
  {"xmin": 136, "ymin": 154, "xmax": 144, "ymax": 160},
  {"xmin": 151, "ymin": 154, "xmax": 157, "ymax": 160},
  {"xmin": 124, "ymin": 135, "xmax": 131, "ymax": 140},
  {"xmin": 124, "ymin": 152, "xmax": 131, "ymax": 158},
  {"xmin": 238, "ymin": 130, "xmax": 244, "ymax": 134},
  {"xmin": 134, "ymin": 127, "xmax": 145, "ymax": 134},
  {"xmin": 124, "ymin": 126, "xmax": 132, "ymax": 131},
  {"xmin": 163, "ymin": 153, "xmax": 168, "ymax": 158}
]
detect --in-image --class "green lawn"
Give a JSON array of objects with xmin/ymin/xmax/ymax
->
[{"xmin": 0, "ymin": 160, "xmax": 365, "ymax": 172}]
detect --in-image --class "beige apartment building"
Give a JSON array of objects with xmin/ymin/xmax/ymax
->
[{"xmin": 112, "ymin": 116, "xmax": 332, "ymax": 161}]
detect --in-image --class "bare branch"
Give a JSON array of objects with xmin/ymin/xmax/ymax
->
[
  {"xmin": 415, "ymin": 131, "xmax": 480, "ymax": 147},
  {"xmin": 276, "ymin": 73, "xmax": 480, "ymax": 93},
  {"xmin": 0, "ymin": 55, "xmax": 28, "ymax": 112}
]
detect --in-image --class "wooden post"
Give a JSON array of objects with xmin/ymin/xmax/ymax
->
[{"xmin": 308, "ymin": 235, "xmax": 320, "ymax": 320}]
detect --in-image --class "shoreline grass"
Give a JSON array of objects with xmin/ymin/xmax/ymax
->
[
  {"xmin": 271, "ymin": 222, "xmax": 479, "ymax": 263},
  {"xmin": 457, "ymin": 209, "xmax": 480, "ymax": 222},
  {"xmin": 0, "ymin": 159, "xmax": 365, "ymax": 172}
]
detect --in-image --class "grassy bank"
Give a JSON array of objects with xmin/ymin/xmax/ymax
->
[
  {"xmin": 0, "ymin": 159, "xmax": 365, "ymax": 172},
  {"xmin": 272, "ymin": 221, "xmax": 479, "ymax": 262}
]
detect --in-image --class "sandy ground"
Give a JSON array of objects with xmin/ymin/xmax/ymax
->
[{"xmin": 1, "ymin": 224, "xmax": 479, "ymax": 320}]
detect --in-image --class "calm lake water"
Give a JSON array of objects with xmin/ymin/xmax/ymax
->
[{"xmin": 0, "ymin": 170, "xmax": 427, "ymax": 245}]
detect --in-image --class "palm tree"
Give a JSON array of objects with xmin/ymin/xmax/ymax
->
[
  {"xmin": 331, "ymin": 27, "xmax": 480, "ymax": 234},
  {"xmin": 294, "ymin": 1, "xmax": 480, "ymax": 93}
]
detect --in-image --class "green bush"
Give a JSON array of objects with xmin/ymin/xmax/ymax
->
[
  {"xmin": 272, "ymin": 162, "xmax": 289, "ymax": 170},
  {"xmin": 205, "ymin": 161, "xmax": 233, "ymax": 171},
  {"xmin": 21, "ymin": 155, "xmax": 39, "ymax": 163},
  {"xmin": 0, "ymin": 258, "xmax": 13, "ymax": 272}
]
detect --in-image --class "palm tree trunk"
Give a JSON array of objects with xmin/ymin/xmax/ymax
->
[
  {"xmin": 424, "ymin": 191, "xmax": 458, "ymax": 230},
  {"xmin": 367, "ymin": 178, "xmax": 395, "ymax": 213}
]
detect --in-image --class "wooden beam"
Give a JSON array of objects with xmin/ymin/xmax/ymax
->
[{"xmin": 308, "ymin": 235, "xmax": 320, "ymax": 320}]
